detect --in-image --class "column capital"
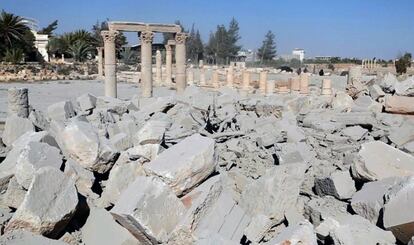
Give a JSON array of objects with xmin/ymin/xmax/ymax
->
[
  {"xmin": 175, "ymin": 32, "xmax": 188, "ymax": 44},
  {"xmin": 101, "ymin": 30, "xmax": 119, "ymax": 43},
  {"xmin": 140, "ymin": 31, "xmax": 154, "ymax": 44},
  {"xmin": 165, "ymin": 44, "xmax": 172, "ymax": 51}
]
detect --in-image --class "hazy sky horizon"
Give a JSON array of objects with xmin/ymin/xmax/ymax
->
[{"xmin": 2, "ymin": 0, "xmax": 413, "ymax": 60}]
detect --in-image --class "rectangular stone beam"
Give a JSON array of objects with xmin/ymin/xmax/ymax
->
[{"xmin": 108, "ymin": 21, "xmax": 182, "ymax": 33}]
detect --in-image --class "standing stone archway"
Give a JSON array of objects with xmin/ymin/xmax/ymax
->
[{"xmin": 100, "ymin": 22, "xmax": 188, "ymax": 98}]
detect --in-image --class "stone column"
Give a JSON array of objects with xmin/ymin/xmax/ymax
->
[
  {"xmin": 299, "ymin": 73, "xmax": 309, "ymax": 94},
  {"xmin": 242, "ymin": 70, "xmax": 250, "ymax": 91},
  {"xmin": 321, "ymin": 79, "xmax": 332, "ymax": 95},
  {"xmin": 212, "ymin": 69, "xmax": 219, "ymax": 88},
  {"xmin": 175, "ymin": 32, "xmax": 188, "ymax": 93},
  {"xmin": 200, "ymin": 67, "xmax": 206, "ymax": 86},
  {"xmin": 97, "ymin": 47, "xmax": 104, "ymax": 78},
  {"xmin": 165, "ymin": 44, "xmax": 173, "ymax": 86},
  {"xmin": 199, "ymin": 60, "xmax": 204, "ymax": 68},
  {"xmin": 259, "ymin": 71, "xmax": 267, "ymax": 95},
  {"xmin": 227, "ymin": 66, "xmax": 234, "ymax": 87},
  {"xmin": 8, "ymin": 87, "xmax": 29, "ymax": 118},
  {"xmin": 101, "ymin": 30, "xmax": 118, "ymax": 98},
  {"xmin": 290, "ymin": 76, "xmax": 300, "ymax": 91},
  {"xmin": 155, "ymin": 49, "xmax": 162, "ymax": 86},
  {"xmin": 347, "ymin": 66, "xmax": 362, "ymax": 85},
  {"xmin": 187, "ymin": 66, "xmax": 194, "ymax": 85},
  {"xmin": 61, "ymin": 54, "xmax": 65, "ymax": 63},
  {"xmin": 140, "ymin": 31, "xmax": 154, "ymax": 98},
  {"xmin": 266, "ymin": 80, "xmax": 275, "ymax": 96}
]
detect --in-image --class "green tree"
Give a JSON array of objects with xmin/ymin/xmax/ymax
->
[
  {"xmin": 187, "ymin": 24, "xmax": 204, "ymax": 64},
  {"xmin": 38, "ymin": 20, "xmax": 58, "ymax": 36},
  {"xmin": 227, "ymin": 17, "xmax": 241, "ymax": 59},
  {"xmin": 257, "ymin": 30, "xmax": 277, "ymax": 64},
  {"xmin": 163, "ymin": 20, "xmax": 185, "ymax": 44},
  {"xmin": 91, "ymin": 20, "xmax": 127, "ymax": 52},
  {"xmin": 68, "ymin": 40, "xmax": 94, "ymax": 62},
  {"xmin": 0, "ymin": 10, "xmax": 35, "ymax": 61},
  {"xmin": 395, "ymin": 52, "xmax": 412, "ymax": 74},
  {"xmin": 3, "ymin": 48, "xmax": 24, "ymax": 63}
]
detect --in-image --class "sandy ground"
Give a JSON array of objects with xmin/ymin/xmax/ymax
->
[{"xmin": 0, "ymin": 74, "xmax": 357, "ymax": 119}]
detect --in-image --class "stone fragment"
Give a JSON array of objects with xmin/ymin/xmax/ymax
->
[
  {"xmin": 82, "ymin": 208, "xmax": 140, "ymax": 245},
  {"xmin": 395, "ymin": 76, "xmax": 414, "ymax": 96},
  {"xmin": 15, "ymin": 142, "xmax": 62, "ymax": 189},
  {"xmin": 47, "ymin": 100, "xmax": 76, "ymax": 121},
  {"xmin": 110, "ymin": 132, "xmax": 132, "ymax": 151},
  {"xmin": 5, "ymin": 167, "xmax": 78, "ymax": 237},
  {"xmin": 317, "ymin": 215, "xmax": 396, "ymax": 245},
  {"xmin": 368, "ymin": 84, "xmax": 385, "ymax": 101},
  {"xmin": 1, "ymin": 177, "xmax": 26, "ymax": 209},
  {"xmin": 0, "ymin": 230, "xmax": 67, "ymax": 245},
  {"xmin": 340, "ymin": 125, "xmax": 368, "ymax": 141},
  {"xmin": 244, "ymin": 214, "xmax": 273, "ymax": 243},
  {"xmin": 7, "ymin": 87, "xmax": 29, "ymax": 118},
  {"xmin": 12, "ymin": 131, "xmax": 58, "ymax": 149},
  {"xmin": 265, "ymin": 220, "xmax": 317, "ymax": 245},
  {"xmin": 56, "ymin": 119, "xmax": 118, "ymax": 173},
  {"xmin": 240, "ymin": 163, "xmax": 307, "ymax": 225},
  {"xmin": 304, "ymin": 196, "xmax": 348, "ymax": 227},
  {"xmin": 384, "ymin": 95, "xmax": 414, "ymax": 114},
  {"xmin": 352, "ymin": 141, "xmax": 414, "ymax": 181},
  {"xmin": 144, "ymin": 134, "xmax": 215, "ymax": 195},
  {"xmin": 134, "ymin": 120, "xmax": 168, "ymax": 145},
  {"xmin": 379, "ymin": 72, "xmax": 398, "ymax": 93},
  {"xmin": 352, "ymin": 95, "xmax": 383, "ymax": 113},
  {"xmin": 97, "ymin": 160, "xmax": 145, "ymax": 208},
  {"xmin": 76, "ymin": 93, "xmax": 97, "ymax": 112},
  {"xmin": 351, "ymin": 177, "xmax": 401, "ymax": 224},
  {"xmin": 383, "ymin": 176, "xmax": 414, "ymax": 243},
  {"xmin": 315, "ymin": 170, "xmax": 356, "ymax": 200},
  {"xmin": 111, "ymin": 176, "xmax": 186, "ymax": 244},
  {"xmin": 2, "ymin": 115, "xmax": 35, "ymax": 146},
  {"xmin": 64, "ymin": 159, "xmax": 96, "ymax": 198},
  {"xmin": 388, "ymin": 121, "xmax": 414, "ymax": 147},
  {"xmin": 29, "ymin": 109, "xmax": 50, "ymax": 131},
  {"xmin": 331, "ymin": 92, "xmax": 353, "ymax": 111}
]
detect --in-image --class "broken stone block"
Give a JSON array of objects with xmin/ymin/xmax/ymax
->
[
  {"xmin": 12, "ymin": 131, "xmax": 58, "ymax": 149},
  {"xmin": 331, "ymin": 92, "xmax": 353, "ymax": 112},
  {"xmin": 1, "ymin": 177, "xmax": 26, "ymax": 209},
  {"xmin": 388, "ymin": 120, "xmax": 414, "ymax": 147},
  {"xmin": 2, "ymin": 115, "xmax": 35, "ymax": 146},
  {"xmin": 76, "ymin": 93, "xmax": 97, "ymax": 112},
  {"xmin": 317, "ymin": 215, "xmax": 396, "ymax": 245},
  {"xmin": 5, "ymin": 167, "xmax": 78, "ymax": 237},
  {"xmin": 15, "ymin": 142, "xmax": 62, "ymax": 189},
  {"xmin": 95, "ymin": 96, "xmax": 133, "ymax": 115},
  {"xmin": 352, "ymin": 95, "xmax": 383, "ymax": 113},
  {"xmin": 0, "ymin": 230, "xmax": 67, "ymax": 244},
  {"xmin": 97, "ymin": 160, "xmax": 145, "ymax": 208},
  {"xmin": 111, "ymin": 176, "xmax": 186, "ymax": 244},
  {"xmin": 351, "ymin": 177, "xmax": 401, "ymax": 224},
  {"xmin": 315, "ymin": 170, "xmax": 356, "ymax": 200},
  {"xmin": 29, "ymin": 110, "xmax": 50, "ymax": 130},
  {"xmin": 82, "ymin": 208, "xmax": 140, "ymax": 245},
  {"xmin": 368, "ymin": 84, "xmax": 385, "ymax": 101},
  {"xmin": 47, "ymin": 100, "xmax": 75, "ymax": 121},
  {"xmin": 244, "ymin": 214, "xmax": 273, "ymax": 243},
  {"xmin": 304, "ymin": 196, "xmax": 348, "ymax": 227},
  {"xmin": 383, "ymin": 176, "xmax": 414, "ymax": 243},
  {"xmin": 134, "ymin": 119, "xmax": 169, "ymax": 146},
  {"xmin": 352, "ymin": 141, "xmax": 414, "ymax": 181},
  {"xmin": 64, "ymin": 159, "xmax": 96, "ymax": 199},
  {"xmin": 144, "ymin": 133, "xmax": 215, "ymax": 195},
  {"xmin": 384, "ymin": 95, "xmax": 414, "ymax": 114},
  {"xmin": 265, "ymin": 220, "xmax": 317, "ymax": 245},
  {"xmin": 395, "ymin": 76, "xmax": 414, "ymax": 97},
  {"xmin": 340, "ymin": 125, "xmax": 368, "ymax": 141},
  {"xmin": 240, "ymin": 163, "xmax": 307, "ymax": 225},
  {"xmin": 57, "ymin": 119, "xmax": 118, "ymax": 173},
  {"xmin": 110, "ymin": 132, "xmax": 132, "ymax": 151}
]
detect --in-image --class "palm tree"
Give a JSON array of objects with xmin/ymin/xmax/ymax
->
[
  {"xmin": 68, "ymin": 40, "xmax": 94, "ymax": 62},
  {"xmin": 0, "ymin": 10, "xmax": 30, "ymax": 46}
]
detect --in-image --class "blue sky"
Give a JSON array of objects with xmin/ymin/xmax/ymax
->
[{"xmin": 2, "ymin": 0, "xmax": 413, "ymax": 59}]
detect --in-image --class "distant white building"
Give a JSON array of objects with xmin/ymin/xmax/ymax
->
[
  {"xmin": 32, "ymin": 31, "xmax": 49, "ymax": 62},
  {"xmin": 236, "ymin": 49, "xmax": 257, "ymax": 62},
  {"xmin": 292, "ymin": 48, "xmax": 305, "ymax": 62}
]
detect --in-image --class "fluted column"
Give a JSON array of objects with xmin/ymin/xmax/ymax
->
[
  {"xmin": 101, "ymin": 30, "xmax": 118, "ymax": 97},
  {"xmin": 155, "ymin": 49, "xmax": 162, "ymax": 86},
  {"xmin": 140, "ymin": 31, "xmax": 154, "ymax": 98},
  {"xmin": 175, "ymin": 32, "xmax": 188, "ymax": 93},
  {"xmin": 97, "ymin": 47, "xmax": 104, "ymax": 78},
  {"xmin": 165, "ymin": 44, "xmax": 173, "ymax": 86}
]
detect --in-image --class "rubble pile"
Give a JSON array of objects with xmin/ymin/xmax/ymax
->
[{"xmin": 0, "ymin": 71, "xmax": 413, "ymax": 245}]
